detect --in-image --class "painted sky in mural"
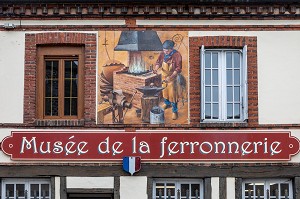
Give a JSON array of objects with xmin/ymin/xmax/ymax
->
[{"xmin": 97, "ymin": 31, "xmax": 189, "ymax": 124}]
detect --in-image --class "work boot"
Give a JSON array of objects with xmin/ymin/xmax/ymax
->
[
  {"xmin": 161, "ymin": 104, "xmax": 169, "ymax": 110},
  {"xmin": 172, "ymin": 112, "xmax": 178, "ymax": 120}
]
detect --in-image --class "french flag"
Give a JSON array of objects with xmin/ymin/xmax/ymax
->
[{"xmin": 123, "ymin": 156, "xmax": 141, "ymax": 175}]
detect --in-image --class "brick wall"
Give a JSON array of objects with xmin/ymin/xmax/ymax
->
[{"xmin": 24, "ymin": 32, "xmax": 97, "ymax": 126}]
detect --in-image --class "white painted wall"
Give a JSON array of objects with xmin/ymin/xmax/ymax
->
[
  {"xmin": 55, "ymin": 177, "xmax": 61, "ymax": 199},
  {"xmin": 211, "ymin": 177, "xmax": 219, "ymax": 199},
  {"xmin": 226, "ymin": 177, "xmax": 235, "ymax": 199},
  {"xmin": 1, "ymin": 21, "xmax": 300, "ymax": 124},
  {"xmin": 0, "ymin": 32, "xmax": 25, "ymax": 123},
  {"xmin": 66, "ymin": 177, "xmax": 114, "ymax": 189},
  {"xmin": 0, "ymin": 30, "xmax": 99, "ymax": 124},
  {"xmin": 0, "ymin": 20, "xmax": 125, "ymax": 26},
  {"xmin": 189, "ymin": 31, "xmax": 300, "ymax": 124},
  {"xmin": 137, "ymin": 20, "xmax": 300, "ymax": 26},
  {"xmin": 120, "ymin": 176, "xmax": 147, "ymax": 199}
]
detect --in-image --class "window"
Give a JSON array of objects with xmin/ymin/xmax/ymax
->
[
  {"xmin": 242, "ymin": 179, "xmax": 293, "ymax": 199},
  {"xmin": 201, "ymin": 46, "xmax": 248, "ymax": 122},
  {"xmin": 153, "ymin": 179, "xmax": 203, "ymax": 199},
  {"xmin": 2, "ymin": 179, "xmax": 51, "ymax": 199},
  {"xmin": 37, "ymin": 46, "xmax": 84, "ymax": 119}
]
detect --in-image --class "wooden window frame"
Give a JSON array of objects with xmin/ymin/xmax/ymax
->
[{"xmin": 36, "ymin": 46, "xmax": 84, "ymax": 120}]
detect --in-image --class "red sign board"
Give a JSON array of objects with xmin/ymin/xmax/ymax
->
[{"xmin": 1, "ymin": 131, "xmax": 299, "ymax": 161}]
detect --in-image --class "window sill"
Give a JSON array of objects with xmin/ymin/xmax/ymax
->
[
  {"xmin": 199, "ymin": 121, "xmax": 248, "ymax": 128},
  {"xmin": 35, "ymin": 119, "xmax": 85, "ymax": 127}
]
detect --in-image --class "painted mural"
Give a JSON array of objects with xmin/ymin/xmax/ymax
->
[{"xmin": 97, "ymin": 31, "xmax": 189, "ymax": 124}]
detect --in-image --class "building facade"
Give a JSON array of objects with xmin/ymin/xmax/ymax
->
[{"xmin": 1, "ymin": 0, "xmax": 300, "ymax": 198}]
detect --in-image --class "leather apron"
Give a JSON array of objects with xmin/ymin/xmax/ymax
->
[{"xmin": 161, "ymin": 61, "xmax": 177, "ymax": 103}]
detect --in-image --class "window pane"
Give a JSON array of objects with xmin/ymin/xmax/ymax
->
[
  {"xmin": 6, "ymin": 184, "xmax": 14, "ymax": 197},
  {"xmin": 45, "ymin": 61, "xmax": 59, "ymax": 79},
  {"xmin": 212, "ymin": 52, "xmax": 218, "ymax": 68},
  {"xmin": 16, "ymin": 184, "xmax": 25, "ymax": 197},
  {"xmin": 64, "ymin": 98, "xmax": 70, "ymax": 116},
  {"xmin": 245, "ymin": 183, "xmax": 253, "ymax": 198},
  {"xmin": 71, "ymin": 80, "xmax": 78, "ymax": 97},
  {"xmin": 71, "ymin": 99, "xmax": 78, "ymax": 116},
  {"xmin": 234, "ymin": 104, "xmax": 240, "ymax": 119},
  {"xmin": 45, "ymin": 62, "xmax": 52, "ymax": 79},
  {"xmin": 181, "ymin": 184, "xmax": 189, "ymax": 197},
  {"xmin": 45, "ymin": 97, "xmax": 58, "ymax": 116},
  {"xmin": 45, "ymin": 98, "xmax": 51, "ymax": 116},
  {"xmin": 166, "ymin": 183, "xmax": 175, "ymax": 198},
  {"xmin": 64, "ymin": 98, "xmax": 78, "ymax": 116},
  {"xmin": 226, "ymin": 52, "xmax": 232, "ymax": 68},
  {"xmin": 226, "ymin": 69, "xmax": 232, "ymax": 85},
  {"xmin": 205, "ymin": 104, "xmax": 211, "ymax": 119},
  {"xmin": 234, "ymin": 69, "xmax": 240, "ymax": 84},
  {"xmin": 205, "ymin": 70, "xmax": 211, "ymax": 85},
  {"xmin": 270, "ymin": 183, "xmax": 279, "ymax": 197},
  {"xmin": 65, "ymin": 79, "xmax": 71, "ymax": 97},
  {"xmin": 205, "ymin": 52, "xmax": 211, "ymax": 68},
  {"xmin": 41, "ymin": 184, "xmax": 50, "ymax": 198},
  {"xmin": 212, "ymin": 70, "xmax": 218, "ymax": 85},
  {"xmin": 30, "ymin": 184, "xmax": 40, "ymax": 198},
  {"xmin": 52, "ymin": 80, "xmax": 58, "ymax": 97},
  {"xmin": 65, "ymin": 61, "xmax": 71, "ymax": 78},
  {"xmin": 212, "ymin": 103, "xmax": 219, "ymax": 119},
  {"xmin": 45, "ymin": 80, "xmax": 52, "ymax": 97},
  {"xmin": 227, "ymin": 86, "xmax": 233, "ymax": 102},
  {"xmin": 280, "ymin": 183, "xmax": 289, "ymax": 197},
  {"xmin": 155, "ymin": 183, "xmax": 164, "ymax": 198},
  {"xmin": 45, "ymin": 64, "xmax": 58, "ymax": 99},
  {"xmin": 234, "ymin": 86, "xmax": 240, "ymax": 102},
  {"xmin": 234, "ymin": 52, "xmax": 240, "ymax": 68},
  {"xmin": 51, "ymin": 98, "xmax": 58, "ymax": 116},
  {"xmin": 191, "ymin": 184, "xmax": 200, "ymax": 198},
  {"xmin": 227, "ymin": 103, "xmax": 233, "ymax": 119},
  {"xmin": 205, "ymin": 87, "xmax": 211, "ymax": 102},
  {"xmin": 256, "ymin": 184, "xmax": 265, "ymax": 197},
  {"xmin": 72, "ymin": 61, "xmax": 78, "ymax": 78},
  {"xmin": 212, "ymin": 86, "xmax": 218, "ymax": 102}
]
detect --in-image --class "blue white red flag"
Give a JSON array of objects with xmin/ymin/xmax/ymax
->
[{"xmin": 123, "ymin": 156, "xmax": 141, "ymax": 175}]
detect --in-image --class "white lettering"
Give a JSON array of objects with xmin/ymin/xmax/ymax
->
[
  {"xmin": 20, "ymin": 137, "xmax": 38, "ymax": 154},
  {"xmin": 139, "ymin": 141, "xmax": 150, "ymax": 154},
  {"xmin": 227, "ymin": 142, "xmax": 239, "ymax": 154},
  {"xmin": 168, "ymin": 142, "xmax": 179, "ymax": 156},
  {"xmin": 98, "ymin": 137, "xmax": 110, "ymax": 154},
  {"xmin": 112, "ymin": 141, "xmax": 123, "ymax": 155},
  {"xmin": 200, "ymin": 142, "xmax": 213, "ymax": 154},
  {"xmin": 242, "ymin": 142, "xmax": 253, "ymax": 155},
  {"xmin": 270, "ymin": 141, "xmax": 282, "ymax": 155}
]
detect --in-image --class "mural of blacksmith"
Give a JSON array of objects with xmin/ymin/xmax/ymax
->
[{"xmin": 97, "ymin": 31, "xmax": 189, "ymax": 124}]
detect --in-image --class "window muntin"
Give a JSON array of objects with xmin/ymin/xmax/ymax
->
[
  {"xmin": 153, "ymin": 179, "xmax": 203, "ymax": 199},
  {"xmin": 201, "ymin": 47, "xmax": 247, "ymax": 122},
  {"xmin": 2, "ymin": 179, "xmax": 51, "ymax": 199},
  {"xmin": 37, "ymin": 46, "xmax": 84, "ymax": 120},
  {"xmin": 242, "ymin": 179, "xmax": 293, "ymax": 199}
]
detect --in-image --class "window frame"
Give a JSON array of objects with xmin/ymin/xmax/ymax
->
[
  {"xmin": 152, "ymin": 179, "xmax": 204, "ymax": 199},
  {"xmin": 200, "ymin": 45, "xmax": 248, "ymax": 123},
  {"xmin": 36, "ymin": 46, "xmax": 84, "ymax": 120},
  {"xmin": 242, "ymin": 179, "xmax": 293, "ymax": 199},
  {"xmin": 2, "ymin": 178, "xmax": 51, "ymax": 199}
]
